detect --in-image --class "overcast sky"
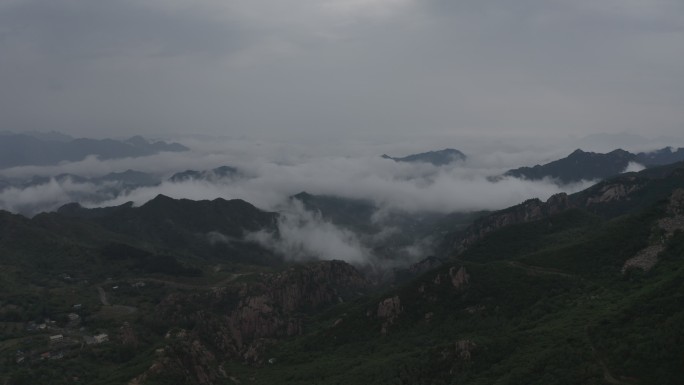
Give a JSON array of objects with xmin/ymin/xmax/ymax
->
[{"xmin": 1, "ymin": 0, "xmax": 683, "ymax": 140}]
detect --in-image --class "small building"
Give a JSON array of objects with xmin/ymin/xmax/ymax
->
[
  {"xmin": 73, "ymin": 304, "xmax": 82, "ymax": 310},
  {"xmin": 67, "ymin": 313, "xmax": 80, "ymax": 321},
  {"xmin": 49, "ymin": 334, "xmax": 64, "ymax": 343}
]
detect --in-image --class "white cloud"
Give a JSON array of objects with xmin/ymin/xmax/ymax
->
[
  {"xmin": 623, "ymin": 161, "xmax": 646, "ymax": 173},
  {"xmin": 0, "ymin": 136, "xmax": 602, "ymax": 217},
  {"xmin": 247, "ymin": 199, "xmax": 372, "ymax": 263}
]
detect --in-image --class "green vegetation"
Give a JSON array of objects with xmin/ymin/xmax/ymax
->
[
  {"xmin": 219, "ymin": 201, "xmax": 684, "ymax": 384},
  {"xmin": 2, "ymin": 165, "xmax": 684, "ymax": 384}
]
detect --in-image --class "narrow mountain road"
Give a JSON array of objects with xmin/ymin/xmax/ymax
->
[
  {"xmin": 126, "ymin": 273, "xmax": 248, "ymax": 290},
  {"xmin": 506, "ymin": 261, "xmax": 575, "ymax": 277}
]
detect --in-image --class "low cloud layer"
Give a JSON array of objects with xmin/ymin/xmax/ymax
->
[
  {"xmin": 0, "ymin": 135, "xmax": 669, "ymax": 265},
  {"xmin": 77, "ymin": 151, "xmax": 594, "ymax": 215},
  {"xmin": 248, "ymin": 200, "xmax": 372, "ymax": 264},
  {"xmin": 0, "ymin": 135, "xmax": 626, "ymax": 217}
]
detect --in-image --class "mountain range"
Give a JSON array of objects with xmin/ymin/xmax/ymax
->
[
  {"xmin": 0, "ymin": 132, "xmax": 188, "ymax": 169},
  {"xmin": 505, "ymin": 147, "xmax": 684, "ymax": 183},
  {"xmin": 1, "ymin": 161, "xmax": 684, "ymax": 384}
]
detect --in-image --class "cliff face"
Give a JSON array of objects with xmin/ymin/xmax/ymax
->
[
  {"xmin": 622, "ymin": 188, "xmax": 684, "ymax": 273},
  {"xmin": 157, "ymin": 260, "xmax": 369, "ymax": 367}
]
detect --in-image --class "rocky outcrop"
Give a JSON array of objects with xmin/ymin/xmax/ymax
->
[
  {"xmin": 623, "ymin": 189, "xmax": 684, "ymax": 273},
  {"xmin": 453, "ymin": 340, "xmax": 477, "ymax": 361},
  {"xmin": 129, "ymin": 329, "xmax": 223, "ymax": 385},
  {"xmin": 436, "ymin": 339, "xmax": 478, "ymax": 376},
  {"xmin": 119, "ymin": 322, "xmax": 139, "ymax": 347},
  {"xmin": 451, "ymin": 164, "xmax": 684, "ymax": 257},
  {"xmin": 408, "ymin": 256, "xmax": 444, "ymax": 276},
  {"xmin": 377, "ymin": 296, "xmax": 402, "ymax": 335},
  {"xmin": 449, "ymin": 266, "xmax": 469, "ymax": 289},
  {"xmin": 584, "ymin": 181, "xmax": 643, "ymax": 205},
  {"xmin": 158, "ymin": 260, "xmax": 369, "ymax": 363}
]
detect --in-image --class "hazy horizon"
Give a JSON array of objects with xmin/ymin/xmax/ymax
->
[{"xmin": 1, "ymin": 0, "xmax": 682, "ymax": 140}]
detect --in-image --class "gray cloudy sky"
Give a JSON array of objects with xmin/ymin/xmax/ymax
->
[{"xmin": 1, "ymin": 0, "xmax": 683, "ymax": 139}]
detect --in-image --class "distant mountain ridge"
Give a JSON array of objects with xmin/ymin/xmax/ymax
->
[
  {"xmin": 382, "ymin": 148, "xmax": 466, "ymax": 166},
  {"xmin": 55, "ymin": 194, "xmax": 280, "ymax": 265},
  {"xmin": 169, "ymin": 166, "xmax": 242, "ymax": 182},
  {"xmin": 0, "ymin": 132, "xmax": 188, "ymax": 169},
  {"xmin": 505, "ymin": 147, "xmax": 684, "ymax": 183}
]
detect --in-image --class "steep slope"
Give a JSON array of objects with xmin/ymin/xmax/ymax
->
[
  {"xmin": 211, "ymin": 165, "xmax": 684, "ymax": 385},
  {"xmin": 450, "ymin": 161, "xmax": 684, "ymax": 254},
  {"xmin": 3, "ymin": 164, "xmax": 684, "ymax": 385}
]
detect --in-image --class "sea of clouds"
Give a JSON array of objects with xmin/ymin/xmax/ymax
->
[{"xmin": 0, "ymin": 133, "xmax": 656, "ymax": 265}]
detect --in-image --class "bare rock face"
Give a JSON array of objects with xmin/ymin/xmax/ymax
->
[
  {"xmin": 449, "ymin": 266, "xmax": 469, "ymax": 289},
  {"xmin": 408, "ymin": 256, "xmax": 444, "ymax": 276},
  {"xmin": 261, "ymin": 260, "xmax": 369, "ymax": 313},
  {"xmin": 623, "ymin": 189, "xmax": 684, "ymax": 273},
  {"xmin": 585, "ymin": 182, "xmax": 643, "ymax": 205},
  {"xmin": 119, "ymin": 322, "xmax": 138, "ymax": 347},
  {"xmin": 130, "ymin": 330, "xmax": 223, "ymax": 385},
  {"xmin": 622, "ymin": 245, "xmax": 663, "ymax": 273},
  {"xmin": 430, "ymin": 266, "xmax": 470, "ymax": 291},
  {"xmin": 418, "ymin": 266, "xmax": 470, "ymax": 305},
  {"xmin": 377, "ymin": 296, "xmax": 402, "ymax": 319},
  {"xmin": 453, "ymin": 340, "xmax": 477, "ymax": 361},
  {"xmin": 377, "ymin": 296, "xmax": 402, "ymax": 335},
  {"xmin": 437, "ymin": 339, "xmax": 478, "ymax": 375},
  {"xmin": 158, "ymin": 260, "xmax": 369, "ymax": 363}
]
